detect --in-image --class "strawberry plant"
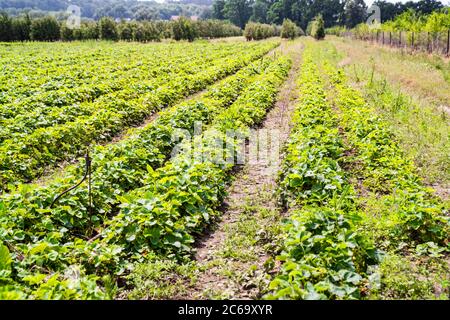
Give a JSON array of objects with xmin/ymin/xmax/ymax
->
[
  {"xmin": 268, "ymin": 51, "xmax": 377, "ymax": 300},
  {"xmin": 0, "ymin": 42, "xmax": 279, "ymax": 189},
  {"xmin": 0, "ymin": 54, "xmax": 291, "ymax": 299}
]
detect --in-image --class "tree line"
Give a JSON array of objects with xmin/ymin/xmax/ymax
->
[
  {"xmin": 211, "ymin": 0, "xmax": 447, "ymax": 30},
  {"xmin": 330, "ymin": 8, "xmax": 450, "ymax": 56},
  {"xmin": 0, "ymin": 0, "xmax": 212, "ymax": 21},
  {"xmin": 337, "ymin": 8, "xmax": 450, "ymax": 36},
  {"xmin": 0, "ymin": 13, "xmax": 242, "ymax": 42}
]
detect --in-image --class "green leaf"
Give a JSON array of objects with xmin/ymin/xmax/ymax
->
[{"xmin": 0, "ymin": 244, "xmax": 11, "ymax": 271}]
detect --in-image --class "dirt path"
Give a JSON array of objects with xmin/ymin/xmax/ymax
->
[{"xmin": 183, "ymin": 41, "xmax": 303, "ymax": 300}]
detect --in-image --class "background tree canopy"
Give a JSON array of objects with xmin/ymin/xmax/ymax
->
[
  {"xmin": 210, "ymin": 0, "xmax": 446, "ymax": 30},
  {"xmin": 0, "ymin": 0, "xmax": 447, "ymax": 30},
  {"xmin": 0, "ymin": 0, "xmax": 213, "ymax": 20}
]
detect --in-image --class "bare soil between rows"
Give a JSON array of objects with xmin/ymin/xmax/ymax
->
[{"xmin": 180, "ymin": 41, "xmax": 303, "ymax": 300}]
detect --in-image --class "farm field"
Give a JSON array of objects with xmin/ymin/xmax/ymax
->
[
  {"xmin": 0, "ymin": 37, "xmax": 449, "ymax": 301},
  {"xmin": 325, "ymin": 37, "xmax": 449, "ymax": 199}
]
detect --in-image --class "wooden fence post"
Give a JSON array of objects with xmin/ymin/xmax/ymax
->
[
  {"xmin": 447, "ymin": 29, "xmax": 450, "ymax": 56},
  {"xmin": 399, "ymin": 31, "xmax": 401, "ymax": 47},
  {"xmin": 411, "ymin": 31, "xmax": 414, "ymax": 50},
  {"xmin": 389, "ymin": 31, "xmax": 392, "ymax": 46}
]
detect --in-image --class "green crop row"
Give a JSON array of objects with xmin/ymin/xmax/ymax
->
[
  {"xmin": 267, "ymin": 51, "xmax": 377, "ymax": 300},
  {"xmin": 0, "ymin": 55, "xmax": 275, "ymax": 250},
  {"xmin": 0, "ymin": 44, "xmax": 240, "ymax": 140},
  {"xmin": 0, "ymin": 42, "xmax": 278, "ymax": 189},
  {"xmin": 102, "ymin": 57, "xmax": 291, "ymax": 259},
  {"xmin": 323, "ymin": 62, "xmax": 449, "ymax": 251},
  {"xmin": 268, "ymin": 43, "xmax": 449, "ymax": 300},
  {"xmin": 0, "ymin": 42, "xmax": 253, "ymax": 106},
  {"xmin": 0, "ymin": 55, "xmax": 291, "ymax": 299},
  {"xmin": 0, "ymin": 42, "xmax": 260, "ymax": 126}
]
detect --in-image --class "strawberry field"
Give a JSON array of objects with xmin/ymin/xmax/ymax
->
[{"xmin": 0, "ymin": 38, "xmax": 448, "ymax": 300}]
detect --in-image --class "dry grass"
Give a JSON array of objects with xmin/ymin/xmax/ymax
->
[
  {"xmin": 320, "ymin": 37, "xmax": 449, "ymax": 194},
  {"xmin": 329, "ymin": 36, "xmax": 450, "ymax": 110}
]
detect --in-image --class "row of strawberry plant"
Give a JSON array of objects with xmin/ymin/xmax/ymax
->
[
  {"xmin": 0, "ymin": 44, "xmax": 251, "ymax": 143},
  {"xmin": 0, "ymin": 56, "xmax": 292, "ymax": 299},
  {"xmin": 0, "ymin": 42, "xmax": 258, "ymax": 130},
  {"xmin": 0, "ymin": 42, "xmax": 278, "ymax": 189},
  {"xmin": 1, "ymin": 44, "xmax": 190, "ymax": 108},
  {"xmin": 323, "ymin": 63, "xmax": 449, "ymax": 252},
  {"xmin": 100, "ymin": 57, "xmax": 292, "ymax": 259},
  {"xmin": 0, "ymin": 43, "xmax": 131, "ymax": 102},
  {"xmin": 0, "ymin": 41, "xmax": 249, "ymax": 106},
  {"xmin": 0, "ymin": 55, "xmax": 274, "ymax": 250},
  {"xmin": 267, "ymin": 52, "xmax": 378, "ymax": 300}
]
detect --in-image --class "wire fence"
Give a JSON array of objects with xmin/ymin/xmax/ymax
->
[{"xmin": 342, "ymin": 30, "xmax": 450, "ymax": 56}]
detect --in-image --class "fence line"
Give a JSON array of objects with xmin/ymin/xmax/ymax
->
[{"xmin": 342, "ymin": 30, "xmax": 450, "ymax": 56}]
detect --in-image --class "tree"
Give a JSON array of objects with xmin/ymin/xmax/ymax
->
[
  {"xmin": 200, "ymin": 7, "xmax": 213, "ymax": 20},
  {"xmin": 373, "ymin": 0, "xmax": 401, "ymax": 23},
  {"xmin": 109, "ymin": 4, "xmax": 131, "ymax": 19},
  {"xmin": 30, "ymin": 16, "xmax": 60, "ymax": 41},
  {"xmin": 171, "ymin": 16, "xmax": 197, "ymax": 41},
  {"xmin": 344, "ymin": 0, "xmax": 367, "ymax": 28},
  {"xmin": 11, "ymin": 14, "xmax": 31, "ymax": 41},
  {"xmin": 244, "ymin": 22, "xmax": 277, "ymax": 40},
  {"xmin": 0, "ymin": 11, "xmax": 12, "ymax": 41},
  {"xmin": 267, "ymin": 1, "xmax": 283, "ymax": 25},
  {"xmin": 265, "ymin": 0, "xmax": 345, "ymax": 30},
  {"xmin": 251, "ymin": 0, "xmax": 270, "ymax": 23},
  {"xmin": 80, "ymin": 21, "xmax": 99, "ymax": 40},
  {"xmin": 212, "ymin": 0, "xmax": 226, "ymax": 20},
  {"xmin": 320, "ymin": 0, "xmax": 346, "ymax": 28},
  {"xmin": 223, "ymin": 0, "xmax": 252, "ymax": 28},
  {"xmin": 411, "ymin": 0, "xmax": 444, "ymax": 15},
  {"xmin": 131, "ymin": 21, "xmax": 160, "ymax": 42},
  {"xmin": 60, "ymin": 23, "xmax": 75, "ymax": 41},
  {"xmin": 133, "ymin": 6, "xmax": 159, "ymax": 21},
  {"xmin": 281, "ymin": 18, "xmax": 303, "ymax": 39},
  {"xmin": 306, "ymin": 20, "xmax": 314, "ymax": 35},
  {"xmin": 425, "ymin": 10, "xmax": 450, "ymax": 34},
  {"xmin": 311, "ymin": 14, "xmax": 325, "ymax": 39},
  {"xmin": 99, "ymin": 17, "xmax": 118, "ymax": 41},
  {"xmin": 118, "ymin": 22, "xmax": 134, "ymax": 41}
]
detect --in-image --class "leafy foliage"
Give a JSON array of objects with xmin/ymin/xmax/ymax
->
[
  {"xmin": 0, "ymin": 11, "xmax": 241, "ymax": 42},
  {"xmin": 267, "ymin": 42, "xmax": 448, "ymax": 300},
  {"xmin": 281, "ymin": 19, "xmax": 303, "ymax": 39},
  {"xmin": 99, "ymin": 16, "xmax": 118, "ymax": 41},
  {"xmin": 30, "ymin": 16, "xmax": 60, "ymax": 41},
  {"xmin": 171, "ymin": 16, "xmax": 197, "ymax": 42},
  {"xmin": 0, "ymin": 41, "xmax": 277, "ymax": 189},
  {"xmin": 310, "ymin": 15, "xmax": 326, "ymax": 40},
  {"xmin": 0, "ymin": 48, "xmax": 290, "ymax": 299},
  {"xmin": 323, "ymin": 62, "xmax": 450, "ymax": 248},
  {"xmin": 267, "ymin": 50, "xmax": 377, "ymax": 300},
  {"xmin": 244, "ymin": 22, "xmax": 279, "ymax": 40}
]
